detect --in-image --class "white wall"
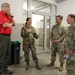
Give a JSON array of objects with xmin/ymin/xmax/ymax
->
[
  {"xmin": 0, "ymin": 0, "xmax": 23, "ymax": 23},
  {"xmin": 57, "ymin": 0, "xmax": 75, "ymax": 26}
]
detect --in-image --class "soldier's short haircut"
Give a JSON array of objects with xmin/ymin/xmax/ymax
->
[
  {"xmin": 56, "ymin": 15, "xmax": 63, "ymax": 20},
  {"xmin": 1, "ymin": 3, "xmax": 10, "ymax": 9},
  {"xmin": 68, "ymin": 14, "xmax": 75, "ymax": 21}
]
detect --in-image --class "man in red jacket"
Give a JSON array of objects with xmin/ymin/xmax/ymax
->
[{"xmin": 0, "ymin": 3, "xmax": 16, "ymax": 75}]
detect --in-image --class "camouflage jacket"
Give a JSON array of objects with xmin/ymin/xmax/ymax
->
[
  {"xmin": 21, "ymin": 24, "xmax": 38, "ymax": 45},
  {"xmin": 51, "ymin": 24, "xmax": 66, "ymax": 43},
  {"xmin": 65, "ymin": 23, "xmax": 75, "ymax": 50}
]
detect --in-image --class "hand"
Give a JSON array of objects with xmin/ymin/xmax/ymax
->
[
  {"xmin": 52, "ymin": 40, "xmax": 57, "ymax": 44},
  {"xmin": 8, "ymin": 12, "xmax": 12, "ymax": 16},
  {"xmin": 63, "ymin": 48, "xmax": 66, "ymax": 54},
  {"xmin": 3, "ymin": 23, "xmax": 13, "ymax": 27},
  {"xmin": 38, "ymin": 33, "xmax": 40, "ymax": 37},
  {"xmin": 27, "ymin": 29, "xmax": 32, "ymax": 32},
  {"xmin": 68, "ymin": 50, "xmax": 73, "ymax": 56}
]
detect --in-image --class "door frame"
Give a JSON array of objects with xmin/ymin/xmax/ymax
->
[{"xmin": 31, "ymin": 11, "xmax": 52, "ymax": 53}]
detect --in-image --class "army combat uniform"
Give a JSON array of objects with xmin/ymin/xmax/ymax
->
[
  {"xmin": 65, "ymin": 24, "xmax": 75, "ymax": 75},
  {"xmin": 48, "ymin": 24, "xmax": 66, "ymax": 71},
  {"xmin": 21, "ymin": 24, "xmax": 41, "ymax": 70}
]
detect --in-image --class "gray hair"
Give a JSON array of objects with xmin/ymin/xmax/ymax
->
[{"xmin": 1, "ymin": 3, "xmax": 10, "ymax": 9}]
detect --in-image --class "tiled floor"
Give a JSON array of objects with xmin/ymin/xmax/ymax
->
[{"xmin": 8, "ymin": 52, "xmax": 66, "ymax": 75}]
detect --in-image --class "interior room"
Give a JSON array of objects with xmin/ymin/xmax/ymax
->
[{"xmin": 0, "ymin": 0, "xmax": 75, "ymax": 75}]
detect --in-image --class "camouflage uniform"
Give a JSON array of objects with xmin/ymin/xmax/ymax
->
[
  {"xmin": 51, "ymin": 24, "xmax": 66, "ymax": 64},
  {"xmin": 65, "ymin": 24, "xmax": 75, "ymax": 75},
  {"xmin": 21, "ymin": 24, "xmax": 39, "ymax": 63}
]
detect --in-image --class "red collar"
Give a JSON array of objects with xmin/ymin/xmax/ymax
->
[
  {"xmin": 1, "ymin": 10, "xmax": 7, "ymax": 15},
  {"xmin": 1, "ymin": 10, "xmax": 11, "ymax": 20}
]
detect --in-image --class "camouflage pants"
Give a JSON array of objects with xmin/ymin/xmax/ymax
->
[
  {"xmin": 66, "ymin": 55, "xmax": 75, "ymax": 75},
  {"xmin": 51, "ymin": 43, "xmax": 64, "ymax": 64},
  {"xmin": 23, "ymin": 44, "xmax": 38, "ymax": 63}
]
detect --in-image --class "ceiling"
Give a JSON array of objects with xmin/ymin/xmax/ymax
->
[{"xmin": 55, "ymin": 0, "xmax": 66, "ymax": 3}]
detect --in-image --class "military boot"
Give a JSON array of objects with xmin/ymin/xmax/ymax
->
[
  {"xmin": 3, "ymin": 69, "xmax": 13, "ymax": 74},
  {"xmin": 47, "ymin": 62, "xmax": 54, "ymax": 67},
  {"xmin": 35, "ymin": 61, "xmax": 41, "ymax": 70},
  {"xmin": 59, "ymin": 64, "xmax": 63, "ymax": 71},
  {"xmin": 25, "ymin": 62, "xmax": 30, "ymax": 70}
]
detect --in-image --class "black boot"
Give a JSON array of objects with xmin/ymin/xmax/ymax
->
[
  {"xmin": 25, "ymin": 62, "xmax": 30, "ymax": 70},
  {"xmin": 35, "ymin": 61, "xmax": 41, "ymax": 70},
  {"xmin": 3, "ymin": 69, "xmax": 13, "ymax": 74}
]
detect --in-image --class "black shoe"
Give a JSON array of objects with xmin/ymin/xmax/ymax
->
[{"xmin": 3, "ymin": 69, "xmax": 13, "ymax": 74}]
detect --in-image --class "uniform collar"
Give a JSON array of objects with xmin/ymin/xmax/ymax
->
[
  {"xmin": 56, "ymin": 23, "xmax": 62, "ymax": 27},
  {"xmin": 0, "ymin": 10, "xmax": 11, "ymax": 21},
  {"xmin": 25, "ymin": 24, "xmax": 32, "ymax": 28},
  {"xmin": 1, "ymin": 10, "xmax": 7, "ymax": 15}
]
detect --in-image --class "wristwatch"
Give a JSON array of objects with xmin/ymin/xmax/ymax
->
[{"xmin": 11, "ymin": 15, "xmax": 14, "ymax": 18}]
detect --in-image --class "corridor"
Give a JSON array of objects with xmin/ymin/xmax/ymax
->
[{"xmin": 8, "ymin": 52, "xmax": 66, "ymax": 75}]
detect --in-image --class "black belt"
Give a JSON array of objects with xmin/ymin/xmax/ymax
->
[{"xmin": 0, "ymin": 34, "xmax": 10, "ymax": 36}]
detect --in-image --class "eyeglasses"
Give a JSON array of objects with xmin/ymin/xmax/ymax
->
[{"xmin": 5, "ymin": 6, "xmax": 10, "ymax": 8}]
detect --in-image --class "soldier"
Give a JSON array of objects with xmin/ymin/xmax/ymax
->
[
  {"xmin": 65, "ymin": 14, "xmax": 75, "ymax": 75},
  {"xmin": 21, "ymin": 17, "xmax": 41, "ymax": 70},
  {"xmin": 47, "ymin": 15, "xmax": 66, "ymax": 71}
]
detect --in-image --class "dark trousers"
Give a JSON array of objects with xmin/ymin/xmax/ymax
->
[{"xmin": 0, "ymin": 34, "xmax": 11, "ymax": 74}]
